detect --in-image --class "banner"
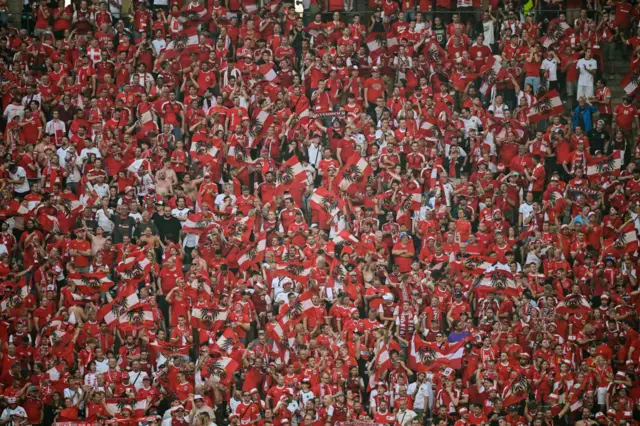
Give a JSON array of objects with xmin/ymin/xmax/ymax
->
[
  {"xmin": 336, "ymin": 423, "xmax": 385, "ymax": 426},
  {"xmin": 310, "ymin": 111, "xmax": 346, "ymax": 119},
  {"xmin": 55, "ymin": 423, "xmax": 98, "ymax": 426}
]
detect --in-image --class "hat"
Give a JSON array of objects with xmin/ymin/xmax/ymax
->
[
  {"xmin": 548, "ymin": 393, "xmax": 559, "ymax": 402},
  {"xmin": 459, "ymin": 407, "xmax": 469, "ymax": 414},
  {"xmin": 519, "ymin": 352, "xmax": 530, "ymax": 359},
  {"xmin": 352, "ymin": 65, "xmax": 359, "ymax": 70},
  {"xmin": 5, "ymin": 397, "xmax": 16, "ymax": 404},
  {"xmin": 250, "ymin": 388, "xmax": 260, "ymax": 395},
  {"xmin": 595, "ymin": 412, "xmax": 605, "ymax": 420},
  {"xmin": 372, "ymin": 66, "xmax": 379, "ymax": 71},
  {"xmin": 383, "ymin": 293, "xmax": 394, "ymax": 301},
  {"xmin": 194, "ymin": 394, "xmax": 204, "ymax": 400},
  {"xmin": 496, "ymin": 163, "xmax": 505, "ymax": 172},
  {"xmin": 125, "ymin": 186, "xmax": 134, "ymax": 193}
]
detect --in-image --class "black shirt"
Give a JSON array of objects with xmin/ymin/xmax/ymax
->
[
  {"xmin": 110, "ymin": 214, "xmax": 137, "ymax": 244},
  {"xmin": 587, "ymin": 128, "xmax": 609, "ymax": 155},
  {"xmin": 153, "ymin": 213, "xmax": 182, "ymax": 243}
]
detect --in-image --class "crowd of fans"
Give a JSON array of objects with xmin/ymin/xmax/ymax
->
[{"xmin": 1, "ymin": 0, "xmax": 640, "ymax": 425}]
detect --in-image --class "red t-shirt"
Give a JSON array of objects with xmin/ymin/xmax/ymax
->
[
  {"xmin": 69, "ymin": 239, "xmax": 91, "ymax": 268},
  {"xmin": 365, "ymin": 77, "xmax": 385, "ymax": 103},
  {"xmin": 615, "ymin": 104, "xmax": 637, "ymax": 130}
]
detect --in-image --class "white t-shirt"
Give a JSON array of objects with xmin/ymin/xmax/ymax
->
[
  {"xmin": 519, "ymin": 202, "xmax": 535, "ymax": 223},
  {"xmin": 214, "ymin": 193, "xmax": 237, "ymax": 209},
  {"xmin": 488, "ymin": 103, "xmax": 509, "ymax": 118},
  {"xmin": 462, "ymin": 116, "xmax": 483, "ymax": 137},
  {"xmin": 9, "ymin": 167, "xmax": 29, "ymax": 194},
  {"xmin": 482, "ymin": 19, "xmax": 495, "ymax": 45},
  {"xmin": 95, "ymin": 209, "xmax": 114, "ymax": 233},
  {"xmin": 576, "ymin": 58, "xmax": 597, "ymax": 86},
  {"xmin": 407, "ymin": 382, "xmax": 432, "ymax": 410},
  {"xmin": 541, "ymin": 58, "xmax": 559, "ymax": 81},
  {"xmin": 172, "ymin": 207, "xmax": 191, "ymax": 222},
  {"xmin": 0, "ymin": 406, "xmax": 27, "ymax": 426}
]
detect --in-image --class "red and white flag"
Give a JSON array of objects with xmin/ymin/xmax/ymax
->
[
  {"xmin": 206, "ymin": 357, "xmax": 240, "ymax": 384},
  {"xmin": 310, "ymin": 187, "xmax": 344, "ymax": 217},
  {"xmin": 541, "ymin": 21, "xmax": 572, "ymax": 48},
  {"xmin": 69, "ymin": 272, "xmax": 114, "ymax": 295},
  {"xmin": 275, "ymin": 261, "xmax": 313, "ymax": 283},
  {"xmin": 337, "ymin": 155, "xmax": 373, "ymax": 194},
  {"xmin": 164, "ymin": 27, "xmax": 199, "ymax": 59},
  {"xmin": 502, "ymin": 375, "xmax": 530, "ymax": 407},
  {"xmin": 621, "ymin": 70, "xmax": 640, "ymax": 95},
  {"xmin": 480, "ymin": 57, "xmax": 503, "ymax": 96},
  {"xmin": 257, "ymin": 64, "xmax": 279, "ymax": 82},
  {"xmin": 118, "ymin": 305, "xmax": 156, "ymax": 330},
  {"xmin": 266, "ymin": 320, "xmax": 285, "ymax": 342},
  {"xmin": 527, "ymin": 90, "xmax": 564, "ymax": 123},
  {"xmin": 191, "ymin": 306, "xmax": 228, "ymax": 331},
  {"xmin": 586, "ymin": 150, "xmax": 624, "ymax": 177},
  {"xmin": 116, "ymin": 253, "xmax": 152, "ymax": 281},
  {"xmin": 326, "ymin": 230, "xmax": 372, "ymax": 257},
  {"xmin": 408, "ymin": 334, "xmax": 467, "ymax": 372},
  {"xmin": 190, "ymin": 135, "xmax": 220, "ymax": 158},
  {"xmin": 99, "ymin": 291, "xmax": 141, "ymax": 327},
  {"xmin": 366, "ymin": 33, "xmax": 385, "ymax": 54},
  {"xmin": 149, "ymin": 341, "xmax": 192, "ymax": 357},
  {"xmin": 176, "ymin": 8, "xmax": 207, "ymax": 24},
  {"xmin": 452, "ymin": 256, "xmax": 495, "ymax": 275},
  {"xmin": 210, "ymin": 328, "xmax": 240, "ymax": 354},
  {"xmin": 278, "ymin": 155, "xmax": 308, "ymax": 185},
  {"xmin": 237, "ymin": 232, "xmax": 267, "ymax": 270},
  {"xmin": 182, "ymin": 213, "xmax": 216, "ymax": 234},
  {"xmin": 605, "ymin": 221, "xmax": 639, "ymax": 253},
  {"xmin": 556, "ymin": 294, "xmax": 592, "ymax": 315},
  {"xmin": 187, "ymin": 277, "xmax": 212, "ymax": 296},
  {"xmin": 475, "ymin": 270, "xmax": 520, "ymax": 297},
  {"xmin": 106, "ymin": 399, "xmax": 149, "ymax": 417}
]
